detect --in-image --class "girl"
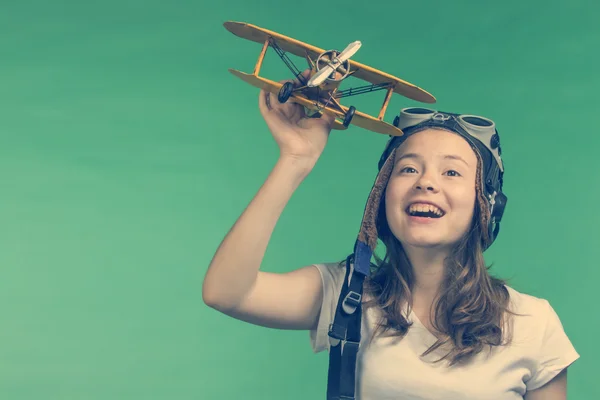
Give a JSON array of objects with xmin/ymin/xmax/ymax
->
[{"xmin": 202, "ymin": 72, "xmax": 579, "ymax": 399}]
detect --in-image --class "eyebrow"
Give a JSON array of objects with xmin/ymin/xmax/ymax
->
[{"xmin": 396, "ymin": 152, "xmax": 470, "ymax": 167}]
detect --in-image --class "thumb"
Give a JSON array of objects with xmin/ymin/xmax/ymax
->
[
  {"xmin": 299, "ymin": 68, "xmax": 312, "ymax": 83},
  {"xmin": 319, "ymin": 110, "xmax": 336, "ymax": 129}
]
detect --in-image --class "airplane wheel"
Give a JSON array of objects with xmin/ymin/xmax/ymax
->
[
  {"xmin": 278, "ymin": 82, "xmax": 294, "ymax": 103},
  {"xmin": 343, "ymin": 106, "xmax": 356, "ymax": 127}
]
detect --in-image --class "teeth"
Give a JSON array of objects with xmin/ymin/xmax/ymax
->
[{"xmin": 408, "ymin": 203, "xmax": 444, "ymax": 216}]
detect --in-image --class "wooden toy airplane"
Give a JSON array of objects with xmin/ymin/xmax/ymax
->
[{"xmin": 223, "ymin": 21, "xmax": 437, "ymax": 136}]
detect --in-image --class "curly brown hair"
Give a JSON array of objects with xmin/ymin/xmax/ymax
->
[{"xmin": 339, "ymin": 136, "xmax": 524, "ymax": 367}]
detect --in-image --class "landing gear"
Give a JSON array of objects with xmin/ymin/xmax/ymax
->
[
  {"xmin": 343, "ymin": 106, "xmax": 356, "ymax": 127},
  {"xmin": 278, "ymin": 82, "xmax": 294, "ymax": 103}
]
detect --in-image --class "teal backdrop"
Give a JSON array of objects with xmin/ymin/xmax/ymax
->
[{"xmin": 0, "ymin": 0, "xmax": 596, "ymax": 399}]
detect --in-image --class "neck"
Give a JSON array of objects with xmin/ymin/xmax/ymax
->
[{"xmin": 403, "ymin": 245, "xmax": 450, "ymax": 303}]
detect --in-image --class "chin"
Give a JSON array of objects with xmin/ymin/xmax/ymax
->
[
  {"xmin": 402, "ymin": 235, "xmax": 450, "ymax": 249},
  {"xmin": 391, "ymin": 224, "xmax": 458, "ymax": 249}
]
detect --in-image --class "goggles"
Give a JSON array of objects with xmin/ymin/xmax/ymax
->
[{"xmin": 380, "ymin": 107, "xmax": 503, "ymax": 174}]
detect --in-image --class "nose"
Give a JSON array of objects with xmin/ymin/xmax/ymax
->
[{"xmin": 414, "ymin": 173, "xmax": 439, "ymax": 193}]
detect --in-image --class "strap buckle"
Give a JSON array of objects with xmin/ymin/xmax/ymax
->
[
  {"xmin": 342, "ymin": 291, "xmax": 361, "ymax": 315},
  {"xmin": 327, "ymin": 322, "xmax": 361, "ymax": 348}
]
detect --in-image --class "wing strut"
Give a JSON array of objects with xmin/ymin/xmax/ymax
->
[
  {"xmin": 334, "ymin": 82, "xmax": 392, "ymax": 99},
  {"xmin": 268, "ymin": 38, "xmax": 308, "ymax": 86},
  {"xmin": 253, "ymin": 39, "xmax": 270, "ymax": 75},
  {"xmin": 378, "ymin": 86, "xmax": 394, "ymax": 120}
]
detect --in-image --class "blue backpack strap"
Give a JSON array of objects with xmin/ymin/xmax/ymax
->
[
  {"xmin": 326, "ymin": 255, "xmax": 351, "ymax": 399},
  {"xmin": 326, "ymin": 241, "xmax": 371, "ymax": 399}
]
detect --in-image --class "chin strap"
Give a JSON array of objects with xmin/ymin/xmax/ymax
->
[{"xmin": 326, "ymin": 241, "xmax": 371, "ymax": 399}]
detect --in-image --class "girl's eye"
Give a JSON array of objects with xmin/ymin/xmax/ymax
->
[
  {"xmin": 399, "ymin": 167, "xmax": 461, "ymax": 176},
  {"xmin": 400, "ymin": 167, "xmax": 417, "ymax": 174}
]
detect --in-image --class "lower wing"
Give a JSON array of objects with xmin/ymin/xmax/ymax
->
[{"xmin": 229, "ymin": 69, "xmax": 404, "ymax": 137}]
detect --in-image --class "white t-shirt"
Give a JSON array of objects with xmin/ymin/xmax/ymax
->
[{"xmin": 309, "ymin": 262, "xmax": 580, "ymax": 399}]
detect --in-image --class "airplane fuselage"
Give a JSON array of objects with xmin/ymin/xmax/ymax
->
[{"xmin": 302, "ymin": 68, "xmax": 344, "ymax": 105}]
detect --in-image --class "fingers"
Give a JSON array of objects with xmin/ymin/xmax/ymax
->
[
  {"xmin": 292, "ymin": 68, "xmax": 312, "ymax": 87},
  {"xmin": 318, "ymin": 111, "xmax": 336, "ymax": 130},
  {"xmin": 277, "ymin": 68, "xmax": 311, "ymax": 88},
  {"xmin": 299, "ymin": 68, "xmax": 312, "ymax": 82},
  {"xmin": 258, "ymin": 88, "xmax": 271, "ymax": 116},
  {"xmin": 259, "ymin": 83, "xmax": 295, "ymax": 116},
  {"xmin": 259, "ymin": 87, "xmax": 299, "ymax": 126}
]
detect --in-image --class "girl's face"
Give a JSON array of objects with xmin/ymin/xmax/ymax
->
[{"xmin": 385, "ymin": 128, "xmax": 479, "ymax": 251}]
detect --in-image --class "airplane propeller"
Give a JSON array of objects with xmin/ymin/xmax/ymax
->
[{"xmin": 307, "ymin": 40, "xmax": 361, "ymax": 87}]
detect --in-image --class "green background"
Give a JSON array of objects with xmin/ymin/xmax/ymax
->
[{"xmin": 0, "ymin": 0, "xmax": 596, "ymax": 398}]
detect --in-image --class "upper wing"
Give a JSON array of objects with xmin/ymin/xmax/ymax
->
[
  {"xmin": 224, "ymin": 21, "xmax": 436, "ymax": 104},
  {"xmin": 348, "ymin": 64, "xmax": 436, "ymax": 104},
  {"xmin": 224, "ymin": 21, "xmax": 325, "ymax": 65}
]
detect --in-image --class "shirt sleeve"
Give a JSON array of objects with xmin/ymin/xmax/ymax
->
[
  {"xmin": 525, "ymin": 299, "xmax": 580, "ymax": 391},
  {"xmin": 309, "ymin": 262, "xmax": 346, "ymax": 353}
]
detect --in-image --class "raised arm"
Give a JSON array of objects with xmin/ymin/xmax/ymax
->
[
  {"xmin": 202, "ymin": 72, "xmax": 335, "ymax": 330},
  {"xmin": 202, "ymin": 157, "xmax": 324, "ymax": 330}
]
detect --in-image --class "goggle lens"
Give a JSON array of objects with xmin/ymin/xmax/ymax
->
[
  {"xmin": 460, "ymin": 115, "xmax": 494, "ymax": 128},
  {"xmin": 403, "ymin": 107, "xmax": 436, "ymax": 115}
]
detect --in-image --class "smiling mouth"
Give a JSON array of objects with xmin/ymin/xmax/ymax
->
[{"xmin": 406, "ymin": 204, "xmax": 445, "ymax": 219}]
